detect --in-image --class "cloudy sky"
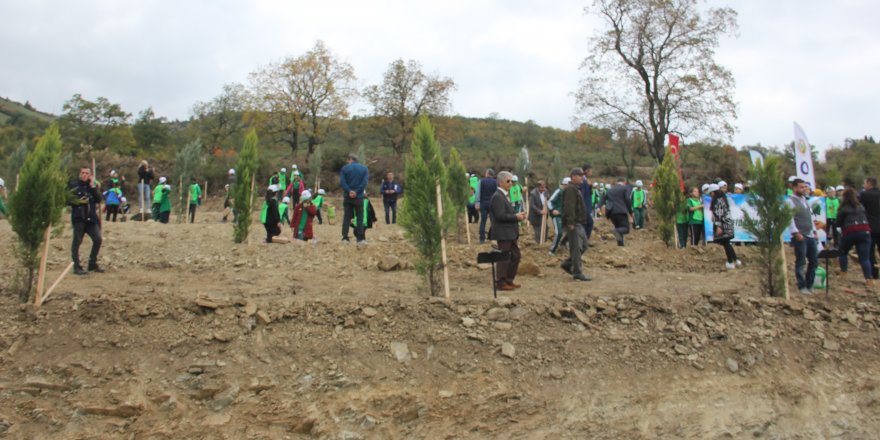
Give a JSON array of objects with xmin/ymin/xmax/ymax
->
[{"xmin": 1, "ymin": 0, "xmax": 877, "ymax": 157}]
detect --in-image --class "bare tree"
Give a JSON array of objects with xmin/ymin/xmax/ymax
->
[
  {"xmin": 364, "ymin": 59, "xmax": 456, "ymax": 155},
  {"xmin": 575, "ymin": 0, "xmax": 738, "ymax": 164}
]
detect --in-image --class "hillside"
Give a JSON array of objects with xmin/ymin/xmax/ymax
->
[{"xmin": 0, "ymin": 96, "xmax": 56, "ymax": 125}]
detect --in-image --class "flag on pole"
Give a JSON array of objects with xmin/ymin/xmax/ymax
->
[
  {"xmin": 668, "ymin": 133, "xmax": 680, "ymax": 157},
  {"xmin": 749, "ymin": 150, "xmax": 764, "ymax": 167},
  {"xmin": 793, "ymin": 122, "xmax": 816, "ymax": 189},
  {"xmin": 668, "ymin": 133, "xmax": 685, "ymax": 191}
]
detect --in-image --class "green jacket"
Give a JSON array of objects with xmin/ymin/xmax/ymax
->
[
  {"xmin": 687, "ymin": 197, "xmax": 704, "ymax": 224},
  {"xmin": 632, "ymin": 188, "xmax": 647, "ymax": 209},
  {"xmin": 826, "ymin": 197, "xmax": 840, "ymax": 219},
  {"xmin": 510, "ymin": 184, "xmax": 523, "ymax": 203},
  {"xmin": 279, "ymin": 202, "xmax": 289, "ymax": 224},
  {"xmin": 676, "ymin": 201, "xmax": 689, "ymax": 224},
  {"xmin": 159, "ymin": 186, "xmax": 172, "ymax": 213},
  {"xmin": 312, "ymin": 194, "xmax": 324, "ymax": 209},
  {"xmin": 188, "ymin": 183, "xmax": 202, "ymax": 205}
]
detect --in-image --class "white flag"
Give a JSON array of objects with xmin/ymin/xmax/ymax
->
[
  {"xmin": 793, "ymin": 122, "xmax": 816, "ymax": 189},
  {"xmin": 749, "ymin": 150, "xmax": 764, "ymax": 167}
]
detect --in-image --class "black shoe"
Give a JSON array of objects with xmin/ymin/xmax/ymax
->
[
  {"xmin": 560, "ymin": 262, "xmax": 572, "ymax": 274},
  {"xmin": 573, "ymin": 274, "xmax": 592, "ymax": 281},
  {"xmin": 74, "ymin": 266, "xmax": 87, "ymax": 275},
  {"xmin": 88, "ymin": 265, "xmax": 105, "ymax": 273}
]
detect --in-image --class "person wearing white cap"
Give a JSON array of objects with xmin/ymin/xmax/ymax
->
[
  {"xmin": 717, "ymin": 180, "xmax": 728, "ymax": 194},
  {"xmin": 262, "ymin": 184, "xmax": 289, "ymax": 244},
  {"xmin": 291, "ymin": 189, "xmax": 318, "ymax": 241},
  {"xmin": 221, "ymin": 183, "xmax": 234, "ymax": 223},
  {"xmin": 547, "ymin": 177, "xmax": 570, "ymax": 255},
  {"xmin": 286, "ymin": 169, "xmax": 306, "ymax": 205},
  {"xmin": 826, "ymin": 186, "xmax": 841, "ymax": 247},
  {"xmin": 312, "ymin": 189, "xmax": 326, "ymax": 224},
  {"xmin": 786, "ymin": 176, "xmax": 797, "ymax": 196},
  {"xmin": 156, "ymin": 177, "xmax": 173, "ymax": 224},
  {"xmin": 510, "ymin": 175, "xmax": 524, "ymax": 213},
  {"xmin": 279, "ymin": 196, "xmax": 291, "ymax": 225},
  {"xmin": 0, "ymin": 176, "xmax": 7, "ymax": 217},
  {"xmin": 733, "ymin": 183, "xmax": 744, "ymax": 194},
  {"xmin": 708, "ymin": 183, "xmax": 740, "ymax": 269},
  {"xmin": 687, "ymin": 186, "xmax": 705, "ymax": 245},
  {"xmin": 632, "ymin": 179, "xmax": 648, "ymax": 230},
  {"xmin": 277, "ymin": 167, "xmax": 288, "ymax": 199}
]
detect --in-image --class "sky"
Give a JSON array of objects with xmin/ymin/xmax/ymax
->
[{"xmin": 1, "ymin": 0, "xmax": 878, "ymax": 158}]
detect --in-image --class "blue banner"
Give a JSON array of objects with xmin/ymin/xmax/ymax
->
[{"xmin": 703, "ymin": 194, "xmax": 827, "ymax": 243}]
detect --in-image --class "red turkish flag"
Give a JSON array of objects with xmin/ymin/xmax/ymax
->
[{"xmin": 668, "ymin": 133, "xmax": 680, "ymax": 157}]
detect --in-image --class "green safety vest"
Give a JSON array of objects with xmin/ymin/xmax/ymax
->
[
  {"xmin": 279, "ymin": 202, "xmax": 288, "ymax": 221},
  {"xmin": 159, "ymin": 187, "xmax": 172, "ymax": 213},
  {"xmin": 313, "ymin": 194, "xmax": 324, "ymax": 208},
  {"xmin": 632, "ymin": 189, "xmax": 646, "ymax": 208},
  {"xmin": 189, "ymin": 183, "xmax": 202, "ymax": 204},
  {"xmin": 687, "ymin": 197, "xmax": 704, "ymax": 224},
  {"xmin": 826, "ymin": 197, "xmax": 840, "ymax": 219},
  {"xmin": 510, "ymin": 184, "xmax": 523, "ymax": 203},
  {"xmin": 278, "ymin": 173, "xmax": 288, "ymax": 192}
]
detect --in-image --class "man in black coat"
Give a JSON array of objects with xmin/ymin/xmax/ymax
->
[
  {"xmin": 600, "ymin": 177, "xmax": 634, "ymax": 246},
  {"xmin": 859, "ymin": 176, "xmax": 880, "ymax": 278},
  {"xmin": 490, "ymin": 171, "xmax": 527, "ymax": 291},
  {"xmin": 69, "ymin": 166, "xmax": 104, "ymax": 275},
  {"xmin": 527, "ymin": 180, "xmax": 548, "ymax": 243}
]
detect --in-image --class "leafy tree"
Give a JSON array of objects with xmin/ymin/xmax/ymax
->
[
  {"xmin": 57, "ymin": 94, "xmax": 135, "ymax": 154},
  {"xmin": 576, "ymin": 0, "xmax": 738, "ymax": 163},
  {"xmin": 364, "ymin": 59, "xmax": 456, "ymax": 155},
  {"xmin": 190, "ymin": 83, "xmax": 248, "ymax": 152},
  {"xmin": 249, "ymin": 40, "xmax": 357, "ymax": 158},
  {"xmin": 399, "ymin": 116, "xmax": 454, "ymax": 296},
  {"xmin": 357, "ymin": 143, "xmax": 367, "ymax": 165},
  {"xmin": 8, "ymin": 125, "xmax": 67, "ymax": 301},
  {"xmin": 3, "ymin": 141, "xmax": 30, "ymax": 184},
  {"xmin": 652, "ymin": 147, "xmax": 685, "ymax": 246},
  {"xmin": 232, "ymin": 130, "xmax": 260, "ymax": 243},
  {"xmin": 172, "ymin": 139, "xmax": 204, "ymax": 222},
  {"xmin": 446, "ymin": 147, "xmax": 469, "ymax": 242},
  {"xmin": 132, "ymin": 107, "xmax": 170, "ymax": 153},
  {"xmin": 742, "ymin": 156, "xmax": 792, "ymax": 297},
  {"xmin": 310, "ymin": 144, "xmax": 323, "ymax": 189}
]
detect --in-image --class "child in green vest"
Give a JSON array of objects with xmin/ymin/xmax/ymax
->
[
  {"xmin": 103, "ymin": 180, "xmax": 123, "ymax": 222},
  {"xmin": 152, "ymin": 178, "xmax": 164, "ymax": 221},
  {"xmin": 157, "ymin": 177, "xmax": 172, "ymax": 224},
  {"xmin": 188, "ymin": 178, "xmax": 202, "ymax": 224},
  {"xmin": 687, "ymin": 186, "xmax": 705, "ymax": 245},
  {"xmin": 279, "ymin": 196, "xmax": 290, "ymax": 226},
  {"xmin": 675, "ymin": 191, "xmax": 690, "ymax": 249},
  {"xmin": 312, "ymin": 189, "xmax": 326, "ymax": 224},
  {"xmin": 291, "ymin": 190, "xmax": 318, "ymax": 241},
  {"xmin": 632, "ymin": 180, "xmax": 648, "ymax": 229},
  {"xmin": 510, "ymin": 175, "xmax": 524, "ymax": 213},
  {"xmin": 825, "ymin": 186, "xmax": 841, "ymax": 247}
]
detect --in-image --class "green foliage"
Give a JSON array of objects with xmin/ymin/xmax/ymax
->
[
  {"xmin": 741, "ymin": 156, "xmax": 793, "ymax": 297},
  {"xmin": 399, "ymin": 116, "xmax": 454, "ymax": 296},
  {"xmin": 132, "ymin": 107, "xmax": 170, "ymax": 153},
  {"xmin": 824, "ymin": 138, "xmax": 880, "ymax": 187},
  {"xmin": 57, "ymin": 94, "xmax": 135, "ymax": 154},
  {"xmin": 549, "ymin": 148, "xmax": 564, "ymax": 188},
  {"xmin": 652, "ymin": 147, "xmax": 685, "ymax": 246},
  {"xmin": 4, "ymin": 141, "xmax": 30, "ymax": 183},
  {"xmin": 356, "ymin": 143, "xmax": 366, "ymax": 165},
  {"xmin": 446, "ymin": 148, "xmax": 469, "ymax": 214},
  {"xmin": 173, "ymin": 139, "xmax": 204, "ymax": 222},
  {"xmin": 8, "ymin": 124, "xmax": 67, "ymax": 301},
  {"xmin": 310, "ymin": 145, "xmax": 323, "ymax": 188},
  {"xmin": 232, "ymin": 130, "xmax": 260, "ymax": 243}
]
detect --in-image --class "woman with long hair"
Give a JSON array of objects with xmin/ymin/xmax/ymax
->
[
  {"xmin": 709, "ymin": 183, "xmax": 740, "ymax": 269},
  {"xmin": 836, "ymin": 188, "xmax": 874, "ymax": 289},
  {"xmin": 687, "ymin": 186, "xmax": 705, "ymax": 246}
]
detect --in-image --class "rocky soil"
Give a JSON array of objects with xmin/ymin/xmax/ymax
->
[{"xmin": 1, "ymin": 201, "xmax": 879, "ymax": 439}]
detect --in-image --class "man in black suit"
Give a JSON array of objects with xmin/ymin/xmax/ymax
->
[
  {"xmin": 600, "ymin": 177, "xmax": 634, "ymax": 246},
  {"xmin": 490, "ymin": 171, "xmax": 527, "ymax": 291}
]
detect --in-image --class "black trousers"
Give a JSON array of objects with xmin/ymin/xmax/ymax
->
[
  {"xmin": 316, "ymin": 208, "xmax": 323, "ymax": 224},
  {"xmin": 72, "ymin": 221, "xmax": 102, "ymax": 268},
  {"xmin": 495, "ymin": 240, "xmax": 521, "ymax": 284},
  {"xmin": 871, "ymin": 231, "xmax": 880, "ymax": 279},
  {"xmin": 105, "ymin": 205, "xmax": 119, "ymax": 222},
  {"xmin": 265, "ymin": 222, "xmax": 280, "ymax": 243},
  {"xmin": 342, "ymin": 195, "xmax": 364, "ymax": 240},
  {"xmin": 714, "ymin": 237, "xmax": 738, "ymax": 263},
  {"xmin": 188, "ymin": 204, "xmax": 198, "ymax": 223}
]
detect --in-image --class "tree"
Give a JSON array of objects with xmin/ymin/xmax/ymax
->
[
  {"xmin": 575, "ymin": 0, "xmax": 738, "ymax": 164},
  {"xmin": 446, "ymin": 147, "xmax": 469, "ymax": 243},
  {"xmin": 190, "ymin": 83, "xmax": 248, "ymax": 152},
  {"xmin": 364, "ymin": 59, "xmax": 456, "ymax": 155},
  {"xmin": 741, "ymin": 156, "xmax": 792, "ymax": 297},
  {"xmin": 8, "ymin": 125, "xmax": 67, "ymax": 301},
  {"xmin": 132, "ymin": 107, "xmax": 170, "ymax": 153},
  {"xmin": 249, "ymin": 41, "xmax": 357, "ymax": 158},
  {"xmin": 57, "ymin": 94, "xmax": 135, "ymax": 154},
  {"xmin": 173, "ymin": 139, "xmax": 204, "ymax": 222},
  {"xmin": 652, "ymin": 146, "xmax": 685, "ymax": 246},
  {"xmin": 515, "ymin": 146, "xmax": 531, "ymax": 180},
  {"xmin": 309, "ymin": 144, "xmax": 323, "ymax": 189},
  {"xmin": 232, "ymin": 130, "xmax": 260, "ymax": 243},
  {"xmin": 549, "ymin": 148, "xmax": 564, "ymax": 189},
  {"xmin": 399, "ymin": 116, "xmax": 454, "ymax": 296}
]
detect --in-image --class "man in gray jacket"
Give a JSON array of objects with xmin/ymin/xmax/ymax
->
[
  {"xmin": 562, "ymin": 168, "xmax": 591, "ymax": 281},
  {"xmin": 490, "ymin": 171, "xmax": 527, "ymax": 291},
  {"xmin": 600, "ymin": 177, "xmax": 634, "ymax": 246}
]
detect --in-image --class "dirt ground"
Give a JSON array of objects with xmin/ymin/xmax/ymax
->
[{"xmin": 1, "ymin": 199, "xmax": 879, "ymax": 439}]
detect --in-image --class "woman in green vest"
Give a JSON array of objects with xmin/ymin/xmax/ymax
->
[
  {"xmin": 687, "ymin": 186, "xmax": 705, "ymax": 246},
  {"xmin": 825, "ymin": 186, "xmax": 840, "ymax": 247}
]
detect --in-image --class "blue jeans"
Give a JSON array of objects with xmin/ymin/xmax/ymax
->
[
  {"xmin": 479, "ymin": 203, "xmax": 491, "ymax": 242},
  {"xmin": 582, "ymin": 214, "xmax": 594, "ymax": 240},
  {"xmin": 383, "ymin": 199, "xmax": 397, "ymax": 224},
  {"xmin": 792, "ymin": 236, "xmax": 818, "ymax": 289},
  {"xmin": 838, "ymin": 231, "xmax": 873, "ymax": 279}
]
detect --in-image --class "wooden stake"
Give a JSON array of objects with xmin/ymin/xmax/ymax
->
[
  {"xmin": 204, "ymin": 180, "xmax": 209, "ymax": 203},
  {"xmin": 34, "ymin": 225, "xmax": 51, "ymax": 306},
  {"xmin": 186, "ymin": 181, "xmax": 192, "ymax": 223},
  {"xmin": 178, "ymin": 176, "xmax": 184, "ymax": 223},
  {"xmin": 540, "ymin": 210, "xmax": 548, "ymax": 244},
  {"xmin": 464, "ymin": 206, "xmax": 471, "ymax": 245},
  {"xmin": 436, "ymin": 182, "xmax": 450, "ymax": 300},
  {"xmin": 248, "ymin": 174, "xmax": 256, "ymax": 245},
  {"xmin": 523, "ymin": 177, "xmax": 529, "ymax": 218},
  {"xmin": 139, "ymin": 179, "xmax": 145, "ymax": 222},
  {"xmin": 37, "ymin": 262, "xmax": 73, "ymax": 307},
  {"xmin": 15, "ymin": 173, "xmax": 20, "ymax": 192},
  {"xmin": 780, "ymin": 237, "xmax": 791, "ymax": 300}
]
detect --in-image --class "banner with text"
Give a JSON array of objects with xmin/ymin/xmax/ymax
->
[{"xmin": 703, "ymin": 194, "xmax": 827, "ymax": 243}]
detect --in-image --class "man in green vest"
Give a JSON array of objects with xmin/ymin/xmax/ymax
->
[
  {"xmin": 468, "ymin": 173, "xmax": 480, "ymax": 223},
  {"xmin": 510, "ymin": 175, "xmax": 524, "ymax": 213},
  {"xmin": 632, "ymin": 180, "xmax": 648, "ymax": 229},
  {"xmin": 187, "ymin": 178, "xmax": 202, "ymax": 224}
]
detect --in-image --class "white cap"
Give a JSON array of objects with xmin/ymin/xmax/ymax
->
[
  {"xmin": 318, "ymin": 189, "xmax": 326, "ymax": 195},
  {"xmin": 718, "ymin": 180, "xmax": 728, "ymax": 187},
  {"xmin": 701, "ymin": 183, "xmax": 709, "ymax": 192},
  {"xmin": 282, "ymin": 196, "xmax": 290, "ymax": 204},
  {"xmin": 268, "ymin": 184, "xmax": 279, "ymax": 192},
  {"xmin": 707, "ymin": 183, "xmax": 720, "ymax": 193},
  {"xmin": 291, "ymin": 164, "xmax": 298, "ymax": 169},
  {"xmin": 836, "ymin": 185, "xmax": 845, "ymax": 191},
  {"xmin": 110, "ymin": 170, "xmax": 117, "ymax": 177},
  {"xmin": 826, "ymin": 186, "xmax": 835, "ymax": 192},
  {"xmin": 228, "ymin": 168, "xmax": 235, "ymax": 175},
  {"xmin": 281, "ymin": 167, "xmax": 287, "ymax": 173},
  {"xmin": 734, "ymin": 183, "xmax": 744, "ymax": 190},
  {"xmin": 301, "ymin": 190, "xmax": 312, "ymax": 200},
  {"xmin": 294, "ymin": 171, "xmax": 301, "ymax": 176},
  {"xmin": 635, "ymin": 180, "xmax": 643, "ymax": 187},
  {"xmin": 788, "ymin": 176, "xmax": 797, "ymax": 183},
  {"xmin": 224, "ymin": 184, "xmax": 229, "ymax": 190},
  {"xmin": 561, "ymin": 177, "xmax": 572, "ymax": 185},
  {"xmin": 0, "ymin": 177, "xmax": 5, "ymax": 187},
  {"xmin": 159, "ymin": 176, "xmax": 167, "ymax": 184},
  {"xmin": 512, "ymin": 175, "xmax": 518, "ymax": 182},
  {"xmin": 120, "ymin": 197, "xmax": 127, "ymax": 203}
]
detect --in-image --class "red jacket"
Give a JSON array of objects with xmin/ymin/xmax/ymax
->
[
  {"xmin": 290, "ymin": 202, "xmax": 317, "ymax": 239},
  {"xmin": 284, "ymin": 176, "xmax": 305, "ymax": 198}
]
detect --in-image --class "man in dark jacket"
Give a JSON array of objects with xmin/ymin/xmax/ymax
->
[
  {"xmin": 490, "ymin": 171, "xmax": 527, "ymax": 290},
  {"xmin": 527, "ymin": 180, "xmax": 548, "ymax": 243},
  {"xmin": 69, "ymin": 166, "xmax": 104, "ymax": 275},
  {"xmin": 859, "ymin": 177, "xmax": 880, "ymax": 278},
  {"xmin": 579, "ymin": 164, "xmax": 594, "ymax": 241},
  {"xmin": 563, "ymin": 168, "xmax": 591, "ymax": 281},
  {"xmin": 340, "ymin": 153, "xmax": 369, "ymax": 244},
  {"xmin": 600, "ymin": 177, "xmax": 634, "ymax": 246},
  {"xmin": 380, "ymin": 172, "xmax": 402, "ymax": 224},
  {"xmin": 475, "ymin": 168, "xmax": 497, "ymax": 243}
]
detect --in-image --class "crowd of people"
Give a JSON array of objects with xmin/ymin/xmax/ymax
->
[{"xmin": 1, "ymin": 154, "xmax": 878, "ymax": 296}]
